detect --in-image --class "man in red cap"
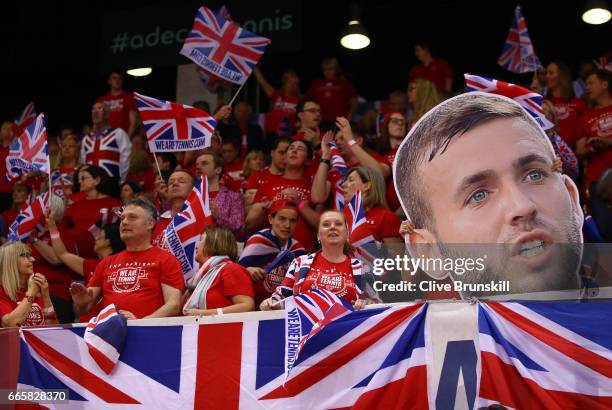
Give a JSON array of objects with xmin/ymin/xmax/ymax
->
[{"xmin": 238, "ymin": 200, "xmax": 306, "ymax": 306}]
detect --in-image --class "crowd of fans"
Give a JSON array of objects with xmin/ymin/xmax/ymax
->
[{"xmin": 0, "ymin": 41, "xmax": 610, "ymax": 327}]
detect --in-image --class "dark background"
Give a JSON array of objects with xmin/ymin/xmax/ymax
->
[{"xmin": 0, "ymin": 0, "xmax": 609, "ymax": 134}]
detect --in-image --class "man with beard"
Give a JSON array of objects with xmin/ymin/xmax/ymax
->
[{"xmin": 394, "ymin": 92, "xmax": 583, "ymax": 298}]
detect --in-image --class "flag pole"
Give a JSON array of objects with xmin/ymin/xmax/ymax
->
[
  {"xmin": 153, "ymin": 153, "xmax": 164, "ymax": 180},
  {"xmin": 228, "ymin": 80, "xmax": 247, "ymax": 107}
]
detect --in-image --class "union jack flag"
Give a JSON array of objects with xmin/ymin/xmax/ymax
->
[
  {"xmin": 329, "ymin": 141, "xmax": 347, "ymax": 210},
  {"xmin": 238, "ymin": 228, "xmax": 305, "ymax": 270},
  {"xmin": 50, "ymin": 169, "xmax": 73, "ymax": 200},
  {"xmin": 477, "ymin": 301, "xmax": 612, "ymax": 409},
  {"xmin": 498, "ymin": 5, "xmax": 543, "ymax": 73},
  {"xmin": 344, "ymin": 191, "xmax": 382, "ymax": 267},
  {"xmin": 5, "ymin": 113, "xmax": 49, "ymax": 181},
  {"xmin": 283, "ymin": 289, "xmax": 352, "ymax": 377},
  {"xmin": 180, "ymin": 6, "xmax": 271, "ymax": 85},
  {"xmin": 13, "ymin": 102, "xmax": 36, "ymax": 136},
  {"xmin": 84, "ymin": 304, "xmax": 127, "ymax": 375},
  {"xmin": 7, "ymin": 192, "xmax": 49, "ymax": 243},
  {"xmin": 134, "ymin": 92, "xmax": 217, "ymax": 153},
  {"xmin": 165, "ymin": 176, "xmax": 213, "ymax": 281},
  {"xmin": 17, "ymin": 302, "xmax": 429, "ymax": 409},
  {"xmin": 81, "ymin": 129, "xmax": 123, "ymax": 179},
  {"xmin": 465, "ymin": 74, "xmax": 555, "ymax": 130},
  {"xmin": 593, "ymin": 55, "xmax": 612, "ymax": 72}
]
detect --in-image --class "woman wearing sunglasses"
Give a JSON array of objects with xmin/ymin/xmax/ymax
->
[{"xmin": 0, "ymin": 241, "xmax": 58, "ymax": 327}]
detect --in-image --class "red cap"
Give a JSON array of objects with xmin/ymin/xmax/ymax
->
[{"xmin": 268, "ymin": 200, "xmax": 299, "ymax": 216}]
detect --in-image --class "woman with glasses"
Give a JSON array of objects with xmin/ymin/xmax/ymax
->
[{"xmin": 0, "ymin": 242, "xmax": 58, "ymax": 327}]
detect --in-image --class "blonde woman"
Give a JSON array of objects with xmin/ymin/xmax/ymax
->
[
  {"xmin": 260, "ymin": 210, "xmax": 373, "ymax": 310},
  {"xmin": 544, "ymin": 61, "xmax": 587, "ymax": 146},
  {"xmin": 408, "ymin": 79, "xmax": 442, "ymax": 127},
  {"xmin": 0, "ymin": 242, "xmax": 57, "ymax": 327},
  {"xmin": 242, "ymin": 150, "xmax": 265, "ymax": 181},
  {"xmin": 342, "ymin": 167, "xmax": 402, "ymax": 244}
]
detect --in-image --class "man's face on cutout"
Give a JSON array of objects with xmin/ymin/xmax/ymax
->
[{"xmin": 412, "ymin": 117, "xmax": 582, "ymax": 295}]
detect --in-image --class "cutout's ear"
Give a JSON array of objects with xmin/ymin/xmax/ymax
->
[
  {"xmin": 562, "ymin": 174, "xmax": 584, "ymax": 230},
  {"xmin": 405, "ymin": 228, "xmax": 447, "ymax": 280}
]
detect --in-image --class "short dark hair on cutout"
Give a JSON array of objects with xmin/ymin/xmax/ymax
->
[{"xmin": 394, "ymin": 93, "xmax": 545, "ymax": 230}]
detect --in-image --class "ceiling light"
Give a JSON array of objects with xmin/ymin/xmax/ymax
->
[
  {"xmin": 582, "ymin": 0, "xmax": 611, "ymax": 24},
  {"xmin": 340, "ymin": 4, "xmax": 370, "ymax": 50},
  {"xmin": 126, "ymin": 67, "xmax": 153, "ymax": 77}
]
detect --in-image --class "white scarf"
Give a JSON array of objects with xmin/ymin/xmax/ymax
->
[{"xmin": 182, "ymin": 255, "xmax": 231, "ymax": 312}]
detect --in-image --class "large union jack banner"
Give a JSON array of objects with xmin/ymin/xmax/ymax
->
[
  {"xmin": 477, "ymin": 301, "xmax": 612, "ymax": 409},
  {"xmin": 5, "ymin": 113, "xmax": 49, "ymax": 181},
  {"xmin": 464, "ymin": 74, "xmax": 554, "ymax": 130},
  {"xmin": 134, "ymin": 93, "xmax": 216, "ymax": 153},
  {"xmin": 164, "ymin": 176, "xmax": 213, "ymax": 281},
  {"xmin": 17, "ymin": 303, "xmax": 429, "ymax": 409},
  {"xmin": 498, "ymin": 5, "xmax": 543, "ymax": 73},
  {"xmin": 180, "ymin": 6, "xmax": 271, "ymax": 85}
]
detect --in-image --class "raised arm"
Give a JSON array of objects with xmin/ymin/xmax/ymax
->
[
  {"xmin": 311, "ymin": 131, "xmax": 333, "ymax": 204},
  {"xmin": 253, "ymin": 66, "xmax": 275, "ymax": 98},
  {"xmin": 46, "ymin": 208, "xmax": 84, "ymax": 275}
]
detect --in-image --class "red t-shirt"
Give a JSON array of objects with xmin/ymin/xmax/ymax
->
[
  {"xmin": 254, "ymin": 173, "xmax": 314, "ymax": 250},
  {"xmin": 546, "ymin": 96, "xmax": 587, "ymax": 148},
  {"xmin": 306, "ymin": 77, "xmax": 357, "ymax": 122},
  {"xmin": 287, "ymin": 254, "xmax": 358, "ymax": 303},
  {"xmin": 80, "ymin": 259, "xmax": 103, "ymax": 322},
  {"xmin": 89, "ymin": 246, "xmax": 185, "ymax": 318},
  {"xmin": 384, "ymin": 147, "xmax": 401, "ymax": 211},
  {"xmin": 62, "ymin": 196, "xmax": 122, "ymax": 259},
  {"xmin": 152, "ymin": 215, "xmax": 172, "ymax": 249},
  {"xmin": 579, "ymin": 104, "xmax": 612, "ymax": 184},
  {"xmin": 97, "ymin": 91, "xmax": 137, "ymax": 132},
  {"xmin": 364, "ymin": 207, "xmax": 402, "ymax": 241},
  {"xmin": 82, "ymin": 258, "xmax": 99, "ymax": 285},
  {"xmin": 201, "ymin": 262, "xmax": 255, "ymax": 310},
  {"xmin": 1, "ymin": 209, "xmax": 19, "ymax": 236},
  {"xmin": 266, "ymin": 90, "xmax": 299, "ymax": 134},
  {"xmin": 409, "ymin": 59, "xmax": 454, "ymax": 94},
  {"xmin": 222, "ymin": 159, "xmax": 244, "ymax": 192},
  {"xmin": 0, "ymin": 288, "xmax": 46, "ymax": 327}
]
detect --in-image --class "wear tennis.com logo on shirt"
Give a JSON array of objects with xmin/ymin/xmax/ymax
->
[{"xmin": 108, "ymin": 267, "xmax": 148, "ymax": 293}]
